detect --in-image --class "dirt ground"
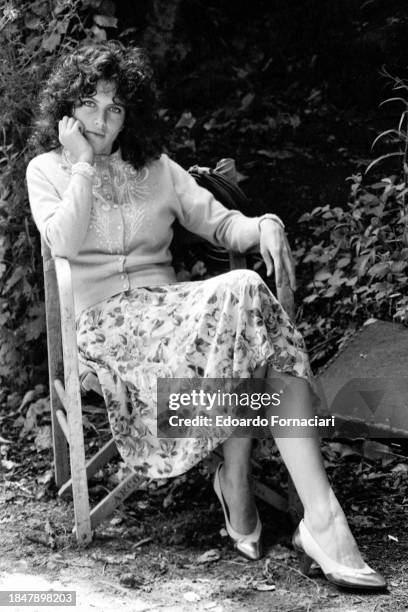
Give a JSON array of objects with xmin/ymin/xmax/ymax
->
[{"xmin": 1, "ymin": 441, "xmax": 408, "ymax": 612}]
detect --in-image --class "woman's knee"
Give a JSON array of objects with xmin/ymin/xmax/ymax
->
[{"xmin": 224, "ymin": 268, "xmax": 264, "ymax": 286}]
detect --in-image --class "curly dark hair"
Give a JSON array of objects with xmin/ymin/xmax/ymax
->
[{"xmin": 30, "ymin": 40, "xmax": 163, "ymax": 169}]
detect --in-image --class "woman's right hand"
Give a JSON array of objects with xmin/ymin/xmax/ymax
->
[{"xmin": 58, "ymin": 116, "xmax": 94, "ymax": 164}]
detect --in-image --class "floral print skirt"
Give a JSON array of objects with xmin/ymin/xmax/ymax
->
[{"xmin": 76, "ymin": 269, "xmax": 314, "ymax": 479}]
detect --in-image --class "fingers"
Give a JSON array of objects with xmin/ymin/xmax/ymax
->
[
  {"xmin": 73, "ymin": 117, "xmax": 85, "ymax": 134},
  {"xmin": 261, "ymin": 246, "xmax": 274, "ymax": 277},
  {"xmin": 58, "ymin": 116, "xmax": 87, "ymax": 155},
  {"xmin": 260, "ymin": 229, "xmax": 296, "ymax": 290},
  {"xmin": 262, "ymin": 246, "xmax": 282, "ymax": 287},
  {"xmin": 59, "ymin": 116, "xmax": 75, "ymax": 127},
  {"xmin": 58, "ymin": 116, "xmax": 68, "ymax": 135},
  {"xmin": 58, "ymin": 116, "xmax": 83, "ymax": 135}
]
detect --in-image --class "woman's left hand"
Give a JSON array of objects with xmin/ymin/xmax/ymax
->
[
  {"xmin": 259, "ymin": 219, "xmax": 296, "ymax": 291},
  {"xmin": 259, "ymin": 219, "xmax": 296, "ymax": 320}
]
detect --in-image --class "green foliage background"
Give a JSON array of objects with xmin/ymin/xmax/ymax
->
[{"xmin": 2, "ymin": 0, "xmax": 408, "ymax": 391}]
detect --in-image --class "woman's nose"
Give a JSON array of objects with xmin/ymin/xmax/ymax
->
[{"xmin": 94, "ymin": 115, "xmax": 106, "ymax": 130}]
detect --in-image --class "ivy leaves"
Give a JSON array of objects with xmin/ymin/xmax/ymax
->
[{"xmin": 296, "ymin": 171, "xmax": 408, "ymax": 366}]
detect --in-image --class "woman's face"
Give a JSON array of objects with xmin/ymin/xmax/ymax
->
[{"xmin": 73, "ymin": 80, "xmax": 125, "ymax": 155}]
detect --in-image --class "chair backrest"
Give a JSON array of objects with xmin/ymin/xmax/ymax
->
[{"xmin": 172, "ymin": 158, "xmax": 248, "ymax": 274}]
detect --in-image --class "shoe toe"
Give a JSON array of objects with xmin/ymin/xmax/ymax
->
[
  {"xmin": 327, "ymin": 570, "xmax": 387, "ymax": 591},
  {"xmin": 236, "ymin": 539, "xmax": 262, "ymax": 561}
]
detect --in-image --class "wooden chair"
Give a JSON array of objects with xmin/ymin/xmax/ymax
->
[{"xmin": 42, "ymin": 194, "xmax": 292, "ymax": 545}]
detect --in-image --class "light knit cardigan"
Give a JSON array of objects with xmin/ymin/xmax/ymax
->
[{"xmin": 27, "ymin": 148, "xmax": 273, "ymax": 317}]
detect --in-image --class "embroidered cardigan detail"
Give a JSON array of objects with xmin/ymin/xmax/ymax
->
[{"xmin": 26, "ymin": 149, "xmax": 265, "ymax": 316}]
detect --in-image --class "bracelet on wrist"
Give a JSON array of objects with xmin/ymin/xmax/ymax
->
[
  {"xmin": 258, "ymin": 213, "xmax": 285, "ymax": 231},
  {"xmin": 71, "ymin": 161, "xmax": 95, "ymax": 181}
]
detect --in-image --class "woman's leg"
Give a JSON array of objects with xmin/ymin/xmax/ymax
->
[
  {"xmin": 270, "ymin": 371, "xmax": 366, "ymax": 568},
  {"xmin": 220, "ymin": 371, "xmax": 367, "ymax": 569},
  {"xmin": 275, "ymin": 434, "xmax": 366, "ymax": 568},
  {"xmin": 220, "ymin": 364, "xmax": 267, "ymax": 534},
  {"xmin": 221, "ymin": 438, "xmax": 257, "ymax": 534}
]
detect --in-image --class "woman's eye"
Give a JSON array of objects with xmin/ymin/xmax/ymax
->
[
  {"xmin": 82, "ymin": 100, "xmax": 95, "ymax": 107},
  {"xmin": 110, "ymin": 106, "xmax": 123, "ymax": 114}
]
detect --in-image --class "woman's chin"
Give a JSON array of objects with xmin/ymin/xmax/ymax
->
[
  {"xmin": 92, "ymin": 146, "xmax": 112, "ymax": 156},
  {"xmin": 85, "ymin": 136, "xmax": 113, "ymax": 156}
]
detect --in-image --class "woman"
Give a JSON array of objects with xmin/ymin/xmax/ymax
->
[{"xmin": 26, "ymin": 40, "xmax": 385, "ymax": 590}]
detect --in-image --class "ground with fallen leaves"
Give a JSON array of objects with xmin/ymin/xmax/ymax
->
[{"xmin": 1, "ymin": 388, "xmax": 408, "ymax": 612}]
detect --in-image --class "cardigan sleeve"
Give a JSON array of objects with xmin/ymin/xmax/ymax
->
[
  {"xmin": 167, "ymin": 156, "xmax": 262, "ymax": 253},
  {"xmin": 26, "ymin": 156, "xmax": 93, "ymax": 259}
]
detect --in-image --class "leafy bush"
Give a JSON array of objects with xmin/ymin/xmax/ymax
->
[{"xmin": 295, "ymin": 73, "xmax": 408, "ymax": 366}]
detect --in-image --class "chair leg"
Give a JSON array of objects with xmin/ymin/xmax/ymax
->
[
  {"xmin": 252, "ymin": 478, "xmax": 288, "ymax": 512},
  {"xmin": 50, "ymin": 388, "xmax": 70, "ymax": 487},
  {"xmin": 55, "ymin": 375, "xmax": 91, "ymax": 544},
  {"xmin": 58, "ymin": 438, "xmax": 119, "ymax": 498},
  {"xmin": 43, "ymin": 256, "xmax": 70, "ymax": 488},
  {"xmin": 72, "ymin": 471, "xmax": 147, "ymax": 535},
  {"xmin": 55, "ymin": 408, "xmax": 69, "ymax": 441},
  {"xmin": 65, "ymin": 391, "xmax": 92, "ymax": 543}
]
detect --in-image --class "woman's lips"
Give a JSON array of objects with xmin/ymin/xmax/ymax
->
[{"xmin": 86, "ymin": 131, "xmax": 105, "ymax": 138}]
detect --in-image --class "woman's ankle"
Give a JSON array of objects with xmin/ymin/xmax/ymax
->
[
  {"xmin": 220, "ymin": 464, "xmax": 251, "ymax": 496},
  {"xmin": 222, "ymin": 459, "xmax": 251, "ymax": 484},
  {"xmin": 303, "ymin": 490, "xmax": 346, "ymax": 534}
]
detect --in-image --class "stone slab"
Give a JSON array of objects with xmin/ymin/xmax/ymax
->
[{"xmin": 316, "ymin": 320, "xmax": 408, "ymax": 437}]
